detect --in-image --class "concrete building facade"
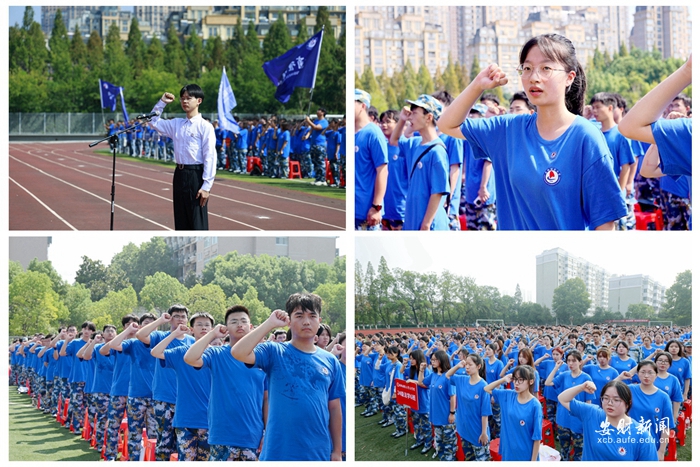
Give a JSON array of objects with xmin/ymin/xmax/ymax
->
[
  {"xmin": 9, "ymin": 237, "xmax": 52, "ymax": 270},
  {"xmin": 608, "ymin": 274, "xmax": 667, "ymax": 316}
]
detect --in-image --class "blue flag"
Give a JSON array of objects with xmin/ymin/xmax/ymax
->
[
  {"xmin": 262, "ymin": 29, "xmax": 324, "ymax": 104},
  {"xmin": 218, "ymin": 67, "xmax": 240, "ymax": 134},
  {"xmin": 99, "ymin": 79, "xmax": 129, "ymax": 122}
]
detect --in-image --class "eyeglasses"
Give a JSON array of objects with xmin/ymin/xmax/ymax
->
[
  {"xmin": 227, "ymin": 319, "xmax": 250, "ymax": 325},
  {"xmin": 639, "ymin": 371, "xmax": 657, "ymax": 376},
  {"xmin": 602, "ymin": 396, "xmax": 623, "ymax": 406},
  {"xmin": 513, "ymin": 378, "xmax": 527, "ymax": 385},
  {"xmin": 516, "ymin": 64, "xmax": 567, "ymax": 79}
]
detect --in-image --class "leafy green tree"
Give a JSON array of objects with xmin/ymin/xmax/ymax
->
[
  {"xmin": 296, "ymin": 17, "xmax": 309, "ymax": 44},
  {"xmin": 110, "ymin": 238, "xmax": 176, "ymax": 294},
  {"xmin": 27, "ymin": 259, "xmax": 67, "ymax": 297},
  {"xmin": 86, "ymin": 30, "xmax": 104, "ymax": 72},
  {"xmin": 89, "ymin": 287, "xmax": 138, "ymax": 331},
  {"xmin": 165, "ymin": 23, "xmax": 186, "ymax": 80},
  {"xmin": 21, "ymin": 7, "xmax": 49, "ymax": 75},
  {"xmin": 228, "ymin": 286, "xmax": 271, "ymax": 326},
  {"xmin": 402, "ymin": 59, "xmax": 418, "ymax": 100},
  {"xmin": 9, "ymin": 271, "xmax": 69, "ymax": 335},
  {"xmin": 75, "ymin": 256, "xmax": 108, "ymax": 301},
  {"xmin": 63, "ymin": 283, "xmax": 94, "ymax": 328},
  {"xmin": 139, "ymin": 272, "xmax": 189, "ymax": 314},
  {"xmin": 470, "ymin": 56, "xmax": 481, "ymax": 85},
  {"xmin": 9, "ymin": 261, "xmax": 24, "ymax": 283},
  {"xmin": 441, "ymin": 56, "xmax": 460, "ymax": 96},
  {"xmin": 314, "ymin": 282, "xmax": 345, "ymax": 333},
  {"xmin": 417, "ymin": 64, "xmax": 434, "ymax": 96},
  {"xmin": 146, "ymin": 33, "xmax": 165, "ymax": 72},
  {"xmin": 184, "ymin": 32, "xmax": 205, "ymax": 80},
  {"xmin": 626, "ymin": 303, "xmax": 656, "ymax": 321},
  {"xmin": 48, "ymin": 9, "xmax": 71, "ymax": 83},
  {"xmin": 359, "ymin": 67, "xmax": 387, "ymax": 112},
  {"xmin": 186, "ymin": 283, "xmax": 228, "ymax": 324},
  {"xmin": 660, "ymin": 270, "xmax": 691, "ymax": 325},
  {"xmin": 552, "ymin": 278, "xmax": 591, "ymax": 325},
  {"xmin": 70, "ymin": 25, "xmax": 87, "ymax": 67},
  {"xmin": 205, "ymin": 35, "xmax": 225, "ymax": 72},
  {"xmin": 309, "ymin": 6, "xmax": 344, "ymax": 113},
  {"xmin": 103, "ymin": 23, "xmax": 132, "ymax": 87},
  {"xmin": 125, "ymin": 18, "xmax": 147, "ymax": 78},
  {"xmin": 262, "ymin": 16, "xmax": 293, "ymax": 62}
]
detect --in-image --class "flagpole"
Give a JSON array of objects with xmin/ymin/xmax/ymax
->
[
  {"xmin": 305, "ymin": 26, "xmax": 324, "ymax": 116},
  {"xmin": 99, "ymin": 80, "xmax": 106, "ymax": 132}
]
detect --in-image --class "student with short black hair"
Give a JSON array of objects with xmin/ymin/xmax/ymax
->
[
  {"xmin": 61, "ymin": 321, "xmax": 96, "ymax": 434},
  {"xmin": 148, "ymin": 85, "xmax": 217, "ymax": 230},
  {"xmin": 231, "ymin": 293, "xmax": 343, "ymax": 461}
]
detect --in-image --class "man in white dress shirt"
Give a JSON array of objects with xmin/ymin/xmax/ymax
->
[{"xmin": 149, "ymin": 84, "xmax": 216, "ymax": 230}]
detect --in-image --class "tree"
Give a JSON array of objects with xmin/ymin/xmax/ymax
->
[
  {"xmin": 551, "ymin": 278, "xmax": 591, "ymax": 325},
  {"xmin": 314, "ymin": 282, "xmax": 345, "ymax": 333},
  {"xmin": 262, "ymin": 16, "xmax": 293, "ymax": 62},
  {"xmin": 626, "ymin": 303, "xmax": 656, "ymax": 321},
  {"xmin": 9, "ymin": 261, "xmax": 24, "ymax": 284},
  {"xmin": 125, "ymin": 18, "xmax": 147, "ymax": 77},
  {"xmin": 184, "ymin": 32, "xmax": 204, "ymax": 80},
  {"xmin": 661, "ymin": 270, "xmax": 691, "ymax": 325},
  {"xmin": 48, "ymin": 9, "xmax": 71, "ymax": 83},
  {"xmin": 228, "ymin": 286, "xmax": 270, "ymax": 326},
  {"xmin": 9, "ymin": 271, "xmax": 69, "ymax": 336},
  {"xmin": 417, "ymin": 63, "xmax": 434, "ymax": 95},
  {"xmin": 89, "ymin": 287, "xmax": 138, "ymax": 331},
  {"xmin": 86, "ymin": 30, "xmax": 104, "ymax": 72},
  {"xmin": 186, "ymin": 283, "xmax": 228, "ymax": 324},
  {"xmin": 359, "ymin": 67, "xmax": 387, "ymax": 112},
  {"xmin": 70, "ymin": 25, "xmax": 87, "ymax": 67},
  {"xmin": 75, "ymin": 256, "xmax": 108, "ymax": 300},
  {"xmin": 62, "ymin": 283, "xmax": 94, "ymax": 327},
  {"xmin": 205, "ymin": 35, "xmax": 225, "ymax": 72},
  {"xmin": 27, "ymin": 259, "xmax": 67, "ymax": 297},
  {"xmin": 110, "ymin": 237, "xmax": 177, "ymax": 294},
  {"xmin": 164, "ymin": 23, "xmax": 185, "ymax": 80},
  {"xmin": 139, "ymin": 272, "xmax": 189, "ymax": 314},
  {"xmin": 146, "ymin": 33, "xmax": 165, "ymax": 72},
  {"xmin": 470, "ymin": 56, "xmax": 481, "ymax": 85},
  {"xmin": 103, "ymin": 23, "xmax": 132, "ymax": 86}
]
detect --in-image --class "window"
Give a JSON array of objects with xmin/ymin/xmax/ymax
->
[{"xmin": 276, "ymin": 237, "xmax": 288, "ymax": 246}]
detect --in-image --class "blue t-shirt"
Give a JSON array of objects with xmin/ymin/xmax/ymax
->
[
  {"xmin": 355, "ymin": 123, "xmax": 388, "ymax": 222},
  {"xmin": 121, "ymin": 338, "xmax": 155, "ymax": 399},
  {"xmin": 384, "ymin": 360, "xmax": 403, "ymax": 393},
  {"xmin": 200, "ymin": 345, "xmax": 265, "ymax": 448},
  {"xmin": 384, "ymin": 144, "xmax": 408, "ymax": 221},
  {"xmin": 56, "ymin": 341, "xmax": 72, "ymax": 379},
  {"xmin": 484, "ymin": 358, "xmax": 505, "ymax": 384},
  {"xmin": 412, "ymin": 368, "xmax": 431, "ymax": 414},
  {"xmin": 400, "ymin": 136, "xmax": 450, "ymax": 230},
  {"xmin": 149, "ymin": 331, "xmax": 195, "ymax": 404},
  {"xmin": 338, "ymin": 127, "xmax": 346, "ymax": 157},
  {"xmin": 163, "ymin": 344, "xmax": 210, "ymax": 430},
  {"xmin": 251, "ymin": 342, "xmax": 344, "ymax": 461},
  {"xmin": 582, "ymin": 365, "xmax": 619, "ymax": 406},
  {"xmin": 423, "ymin": 372, "xmax": 455, "ymax": 425},
  {"xmin": 65, "ymin": 339, "xmax": 89, "ymax": 383},
  {"xmin": 553, "ymin": 371, "xmax": 593, "ymax": 432},
  {"xmin": 299, "ymin": 126, "xmax": 311, "ymax": 152},
  {"xmin": 669, "ymin": 357, "xmax": 691, "ymax": 388},
  {"xmin": 310, "ymin": 118, "xmax": 328, "ymax": 146},
  {"xmin": 568, "ymin": 399, "xmax": 657, "ymax": 461},
  {"xmin": 492, "ymin": 389, "xmax": 542, "ymax": 461},
  {"xmin": 371, "ymin": 355, "xmax": 389, "ymax": 388},
  {"xmin": 654, "ymin": 373, "xmax": 684, "ymax": 403},
  {"xmin": 278, "ymin": 130, "xmax": 291, "ymax": 158},
  {"xmin": 91, "ymin": 343, "xmax": 115, "ymax": 395},
  {"xmin": 652, "ymin": 118, "xmax": 692, "ymax": 176},
  {"xmin": 356, "ymin": 353, "xmax": 376, "ymax": 386},
  {"xmin": 610, "ymin": 355, "xmax": 636, "ymax": 375},
  {"xmin": 339, "ymin": 361, "xmax": 346, "ymax": 454},
  {"xmin": 460, "ymin": 114, "xmax": 627, "ymax": 229},
  {"xmin": 439, "ymin": 133, "xmax": 463, "ymax": 217},
  {"xmin": 602, "ymin": 125, "xmax": 635, "ymax": 176},
  {"xmin": 627, "ymin": 384, "xmax": 675, "ymax": 450},
  {"xmin": 236, "ymin": 129, "xmax": 248, "ymax": 150},
  {"xmin": 109, "ymin": 348, "xmax": 131, "ymax": 397},
  {"xmin": 326, "ymin": 130, "xmax": 339, "ymax": 160},
  {"xmin": 451, "ymin": 376, "xmax": 491, "ymax": 445}
]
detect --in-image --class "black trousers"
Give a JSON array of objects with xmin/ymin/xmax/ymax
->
[{"xmin": 173, "ymin": 165, "xmax": 208, "ymax": 230}]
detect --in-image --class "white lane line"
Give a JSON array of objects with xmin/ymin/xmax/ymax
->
[
  {"xmin": 10, "ymin": 156, "xmax": 173, "ymax": 230},
  {"xmin": 9, "ymin": 177, "xmax": 78, "ymax": 230}
]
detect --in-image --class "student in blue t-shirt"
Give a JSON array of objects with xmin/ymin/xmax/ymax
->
[
  {"xmin": 405, "ymin": 349, "xmax": 433, "ymax": 453},
  {"xmin": 61, "ymin": 320, "xmax": 96, "ymax": 433},
  {"xmin": 421, "ymin": 350, "xmax": 457, "ymax": 460},
  {"xmin": 152, "ymin": 313, "xmax": 215, "ymax": 461},
  {"xmin": 654, "ymin": 351, "xmax": 684, "ymax": 421},
  {"xmin": 135, "ymin": 305, "xmax": 194, "ymax": 461},
  {"xmin": 545, "ymin": 349, "xmax": 593, "ymax": 461},
  {"xmin": 390, "ymin": 94, "xmax": 450, "ymax": 231},
  {"xmin": 559, "ymin": 380, "xmax": 657, "ymax": 461},
  {"xmin": 485, "ymin": 365, "xmax": 543, "ymax": 461},
  {"xmin": 439, "ymin": 33, "xmax": 626, "ymax": 230},
  {"xmin": 108, "ymin": 313, "xmax": 158, "ymax": 460},
  {"xmin": 379, "ymin": 110, "xmax": 407, "ymax": 230},
  {"xmin": 184, "ymin": 306, "xmax": 267, "ymax": 461},
  {"xmin": 275, "ymin": 122, "xmax": 291, "ymax": 179},
  {"xmin": 446, "ymin": 352, "xmax": 492, "ymax": 461},
  {"xmin": 381, "ymin": 346, "xmax": 406, "ymax": 437},
  {"xmin": 231, "ymin": 293, "xmax": 343, "ymax": 461},
  {"xmin": 665, "ymin": 339, "xmax": 691, "ymax": 400},
  {"xmin": 325, "ymin": 119, "xmax": 340, "ymax": 186},
  {"xmin": 354, "ymin": 89, "xmax": 388, "ymax": 230},
  {"xmin": 616, "ymin": 360, "xmax": 674, "ymax": 460},
  {"xmin": 619, "ymin": 54, "xmax": 692, "ymax": 179},
  {"xmin": 582, "ymin": 348, "xmax": 619, "ymax": 406},
  {"xmin": 305, "ymin": 108, "xmax": 329, "ymax": 184}
]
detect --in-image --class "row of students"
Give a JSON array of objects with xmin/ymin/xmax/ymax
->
[{"xmin": 10, "ymin": 293, "xmax": 345, "ymax": 461}]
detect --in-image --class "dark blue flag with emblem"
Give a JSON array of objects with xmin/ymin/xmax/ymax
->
[
  {"xmin": 262, "ymin": 29, "xmax": 324, "ymax": 104},
  {"xmin": 99, "ymin": 79, "xmax": 129, "ymax": 121}
]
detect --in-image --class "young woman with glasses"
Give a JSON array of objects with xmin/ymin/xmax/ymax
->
[
  {"xmin": 438, "ymin": 33, "xmax": 626, "ymax": 230},
  {"xmin": 558, "ymin": 380, "xmax": 657, "ymax": 460}
]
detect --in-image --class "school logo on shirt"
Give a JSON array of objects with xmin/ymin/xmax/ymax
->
[
  {"xmin": 550, "ymin": 151, "xmax": 557, "ymax": 160},
  {"xmin": 417, "ymin": 162, "xmax": 423, "ymax": 170},
  {"xmin": 474, "ymin": 394, "xmax": 480, "ymax": 399},
  {"xmin": 618, "ymin": 447, "xmax": 626, "ymax": 456},
  {"xmin": 664, "ymin": 385, "xmax": 670, "ymax": 391},
  {"xmin": 355, "ymin": 146, "xmax": 359, "ymax": 153},
  {"xmin": 320, "ymin": 367, "xmax": 330, "ymax": 376},
  {"xmin": 544, "ymin": 168, "xmax": 561, "ymax": 186},
  {"xmin": 393, "ymin": 154, "xmax": 399, "ymax": 160},
  {"xmin": 606, "ymin": 376, "xmax": 611, "ymax": 381},
  {"xmin": 654, "ymin": 407, "xmax": 660, "ymax": 413}
]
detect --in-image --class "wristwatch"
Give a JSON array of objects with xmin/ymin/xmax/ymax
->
[{"xmin": 372, "ymin": 204, "xmax": 382, "ymax": 211}]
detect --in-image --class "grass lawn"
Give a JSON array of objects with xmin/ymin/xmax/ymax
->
[
  {"xmin": 9, "ymin": 389, "xmax": 101, "ymax": 461},
  {"xmin": 95, "ymin": 150, "xmax": 346, "ymax": 201},
  {"xmin": 355, "ymin": 404, "xmax": 692, "ymax": 461}
]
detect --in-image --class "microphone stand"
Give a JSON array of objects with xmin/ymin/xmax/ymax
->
[{"xmin": 89, "ymin": 117, "xmax": 155, "ymax": 230}]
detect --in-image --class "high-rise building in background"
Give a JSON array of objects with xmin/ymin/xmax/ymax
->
[
  {"xmin": 41, "ymin": 6, "xmax": 134, "ymax": 40},
  {"xmin": 9, "ymin": 237, "xmax": 52, "ymax": 270},
  {"xmin": 536, "ymin": 248, "xmax": 610, "ymax": 313},
  {"xmin": 630, "ymin": 6, "xmax": 692, "ymax": 59},
  {"xmin": 164, "ymin": 237, "xmax": 338, "ymax": 282},
  {"xmin": 355, "ymin": 6, "xmax": 450, "ymax": 78},
  {"xmin": 608, "ymin": 274, "xmax": 667, "ymax": 316}
]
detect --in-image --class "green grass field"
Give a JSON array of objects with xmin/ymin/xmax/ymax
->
[
  {"xmin": 95, "ymin": 150, "xmax": 346, "ymax": 201},
  {"xmin": 9, "ymin": 389, "xmax": 101, "ymax": 461},
  {"xmin": 355, "ymin": 404, "xmax": 692, "ymax": 461}
]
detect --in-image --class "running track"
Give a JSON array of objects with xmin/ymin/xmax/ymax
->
[{"xmin": 9, "ymin": 142, "xmax": 345, "ymax": 231}]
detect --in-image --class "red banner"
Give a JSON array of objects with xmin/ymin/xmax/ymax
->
[{"xmin": 394, "ymin": 379, "xmax": 419, "ymax": 411}]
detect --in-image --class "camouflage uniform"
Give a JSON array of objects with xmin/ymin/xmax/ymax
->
[
  {"xmin": 489, "ymin": 400, "xmax": 501, "ymax": 439},
  {"xmin": 93, "ymin": 392, "xmax": 111, "ymax": 450},
  {"xmin": 545, "ymin": 398, "xmax": 557, "ymax": 428},
  {"xmin": 462, "ymin": 438, "xmax": 491, "ymax": 461},
  {"xmin": 50, "ymin": 376, "xmax": 60, "ymax": 416},
  {"xmin": 411, "ymin": 411, "xmax": 433, "ymax": 448},
  {"xmin": 176, "ymin": 428, "xmax": 210, "ymax": 461},
  {"xmin": 465, "ymin": 202, "xmax": 497, "ymax": 230},
  {"xmin": 104, "ymin": 395, "xmax": 128, "ymax": 461},
  {"xmin": 390, "ymin": 400, "xmax": 407, "ymax": 433},
  {"xmin": 558, "ymin": 426, "xmax": 583, "ymax": 461},
  {"xmin": 660, "ymin": 191, "xmax": 691, "ymax": 230},
  {"xmin": 310, "ymin": 144, "xmax": 327, "ymax": 183},
  {"xmin": 434, "ymin": 424, "xmax": 457, "ymax": 461},
  {"xmin": 366, "ymin": 386, "xmax": 380, "ymax": 415},
  {"xmin": 127, "ymin": 397, "xmax": 157, "ymax": 459},
  {"xmin": 153, "ymin": 400, "xmax": 177, "ymax": 461},
  {"xmin": 69, "ymin": 381, "xmax": 86, "ymax": 432},
  {"xmin": 209, "ymin": 444, "xmax": 259, "ymax": 461}
]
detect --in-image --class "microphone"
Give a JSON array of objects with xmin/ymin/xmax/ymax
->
[{"xmin": 136, "ymin": 111, "xmax": 160, "ymax": 120}]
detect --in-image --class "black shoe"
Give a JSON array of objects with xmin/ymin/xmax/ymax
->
[
  {"xmin": 410, "ymin": 442, "xmax": 422, "ymax": 450},
  {"xmin": 420, "ymin": 445, "xmax": 432, "ymax": 454}
]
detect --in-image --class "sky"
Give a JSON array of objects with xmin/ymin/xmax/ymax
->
[
  {"xmin": 47, "ymin": 233, "xmax": 347, "ymax": 283},
  {"xmin": 354, "ymin": 233, "xmax": 692, "ymax": 301}
]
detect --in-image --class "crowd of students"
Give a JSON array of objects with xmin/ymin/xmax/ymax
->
[
  {"xmin": 355, "ymin": 323, "xmax": 692, "ymax": 461},
  {"xmin": 10, "ymin": 293, "xmax": 346, "ymax": 461},
  {"xmin": 355, "ymin": 33, "xmax": 691, "ymax": 230}
]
